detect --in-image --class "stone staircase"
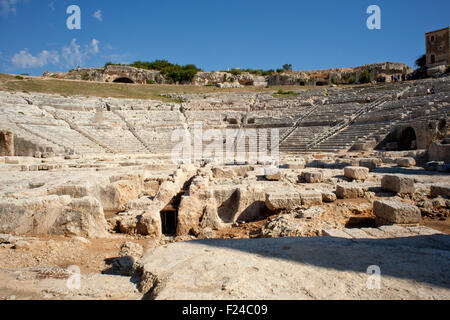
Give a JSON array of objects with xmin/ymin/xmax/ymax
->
[
  {"xmin": 112, "ymin": 109, "xmax": 153, "ymax": 153},
  {"xmin": 41, "ymin": 107, "xmax": 115, "ymax": 154},
  {"xmin": 308, "ymin": 122, "xmax": 392, "ymax": 152},
  {"xmin": 276, "ymin": 103, "xmax": 319, "ymax": 147},
  {"xmin": 305, "ymin": 96, "xmax": 391, "ymax": 151},
  {"xmin": 14, "ymin": 122, "xmax": 73, "ymax": 154},
  {"xmin": 279, "ymin": 126, "xmax": 328, "ymax": 153}
]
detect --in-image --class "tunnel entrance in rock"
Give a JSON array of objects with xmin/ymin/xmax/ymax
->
[
  {"xmin": 161, "ymin": 210, "xmax": 177, "ymax": 235},
  {"xmin": 399, "ymin": 127, "xmax": 417, "ymax": 151},
  {"xmin": 113, "ymin": 77, "xmax": 134, "ymax": 84},
  {"xmin": 160, "ymin": 176, "xmax": 195, "ymax": 236},
  {"xmin": 438, "ymin": 119, "xmax": 446, "ymax": 132},
  {"xmin": 217, "ymin": 190, "xmax": 272, "ymax": 224}
]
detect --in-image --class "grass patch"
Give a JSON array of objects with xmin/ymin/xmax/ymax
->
[
  {"xmin": 0, "ymin": 73, "xmax": 316, "ymax": 101},
  {"xmin": 271, "ymin": 89, "xmax": 299, "ymax": 97}
]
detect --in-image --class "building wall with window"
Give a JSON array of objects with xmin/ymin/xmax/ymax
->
[{"xmin": 426, "ymin": 27, "xmax": 450, "ymax": 68}]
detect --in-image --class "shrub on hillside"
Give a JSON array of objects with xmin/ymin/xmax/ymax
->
[
  {"xmin": 358, "ymin": 69, "xmax": 373, "ymax": 84},
  {"xmin": 223, "ymin": 68, "xmax": 275, "ymax": 76},
  {"xmin": 128, "ymin": 60, "xmax": 202, "ymax": 83},
  {"xmin": 415, "ymin": 54, "xmax": 426, "ymax": 69}
]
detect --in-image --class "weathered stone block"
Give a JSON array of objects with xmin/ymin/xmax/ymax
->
[
  {"xmin": 53, "ymin": 184, "xmax": 90, "ymax": 198},
  {"xmin": 396, "ymin": 157, "xmax": 416, "ymax": 168},
  {"xmin": 322, "ymin": 192, "xmax": 337, "ymax": 203},
  {"xmin": 136, "ymin": 208, "xmax": 162, "ymax": 238},
  {"xmin": 0, "ymin": 195, "xmax": 71, "ymax": 235},
  {"xmin": 51, "ymin": 197, "xmax": 109, "ymax": 238},
  {"xmin": 359, "ymin": 158, "xmax": 382, "ymax": 171},
  {"xmin": 343, "ymin": 228, "xmax": 374, "ymax": 239},
  {"xmin": 322, "ymin": 229, "xmax": 352, "ymax": 239},
  {"xmin": 430, "ymin": 184, "xmax": 450, "ymax": 198},
  {"xmin": 265, "ymin": 192, "xmax": 301, "ymax": 211},
  {"xmin": 336, "ymin": 184, "xmax": 365, "ymax": 199},
  {"xmin": 374, "ymin": 200, "xmax": 421, "ymax": 226},
  {"xmin": 299, "ymin": 190, "xmax": 322, "ymax": 206},
  {"xmin": 212, "ymin": 167, "xmax": 236, "ymax": 179},
  {"xmin": 200, "ymin": 198, "xmax": 222, "ymax": 230},
  {"xmin": 381, "ymin": 175, "xmax": 415, "ymax": 194},
  {"xmin": 264, "ymin": 167, "xmax": 281, "ymax": 181},
  {"xmin": 302, "ymin": 171, "xmax": 323, "ymax": 183},
  {"xmin": 344, "ymin": 167, "xmax": 369, "ymax": 181}
]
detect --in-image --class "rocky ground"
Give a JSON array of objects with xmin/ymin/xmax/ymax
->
[
  {"xmin": 140, "ymin": 234, "xmax": 450, "ymax": 300},
  {"xmin": 0, "ymin": 151, "xmax": 449, "ymax": 300},
  {"xmin": 1, "ymin": 214, "xmax": 449, "ymax": 300}
]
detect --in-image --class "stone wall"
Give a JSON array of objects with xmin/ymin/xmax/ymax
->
[
  {"xmin": 428, "ymin": 141, "xmax": 450, "ymax": 162},
  {"xmin": 0, "ymin": 131, "xmax": 54, "ymax": 157},
  {"xmin": 0, "ymin": 131, "xmax": 14, "ymax": 156},
  {"xmin": 396, "ymin": 120, "xmax": 447, "ymax": 150},
  {"xmin": 56, "ymin": 66, "xmax": 167, "ymax": 84},
  {"xmin": 14, "ymin": 136, "xmax": 52, "ymax": 157},
  {"xmin": 426, "ymin": 27, "xmax": 450, "ymax": 68},
  {"xmin": 46, "ymin": 62, "xmax": 412, "ymax": 87}
]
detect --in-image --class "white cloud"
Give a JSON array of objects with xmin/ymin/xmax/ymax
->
[
  {"xmin": 0, "ymin": 0, "xmax": 18, "ymax": 17},
  {"xmin": 61, "ymin": 38, "xmax": 83, "ymax": 67},
  {"xmin": 10, "ymin": 38, "xmax": 101, "ymax": 70},
  {"xmin": 11, "ymin": 49, "xmax": 59, "ymax": 69},
  {"xmin": 93, "ymin": 9, "xmax": 102, "ymax": 22},
  {"xmin": 61, "ymin": 38, "xmax": 101, "ymax": 67},
  {"xmin": 90, "ymin": 39, "xmax": 100, "ymax": 54}
]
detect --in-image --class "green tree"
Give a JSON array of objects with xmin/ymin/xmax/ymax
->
[
  {"xmin": 415, "ymin": 54, "xmax": 427, "ymax": 69},
  {"xmin": 283, "ymin": 64, "xmax": 293, "ymax": 71},
  {"xmin": 358, "ymin": 69, "xmax": 373, "ymax": 84}
]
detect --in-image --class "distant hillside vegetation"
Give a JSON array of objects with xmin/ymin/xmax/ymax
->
[{"xmin": 105, "ymin": 60, "xmax": 202, "ymax": 83}]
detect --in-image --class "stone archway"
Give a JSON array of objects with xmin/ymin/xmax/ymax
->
[
  {"xmin": 399, "ymin": 127, "xmax": 417, "ymax": 151},
  {"xmin": 315, "ymin": 80, "xmax": 328, "ymax": 86},
  {"xmin": 113, "ymin": 77, "xmax": 134, "ymax": 84}
]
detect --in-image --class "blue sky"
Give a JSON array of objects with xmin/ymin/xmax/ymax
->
[{"xmin": 0, "ymin": 0, "xmax": 449, "ymax": 75}]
